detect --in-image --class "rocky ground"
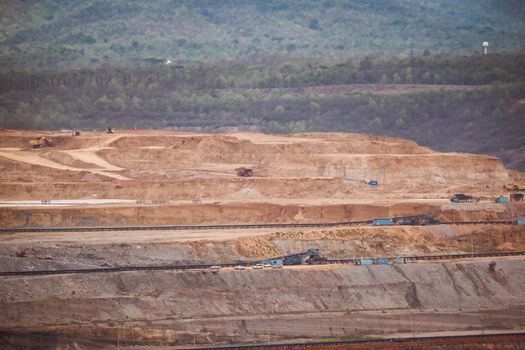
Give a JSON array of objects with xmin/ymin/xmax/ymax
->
[
  {"xmin": 1, "ymin": 260, "xmax": 525, "ymax": 346},
  {"xmin": 0, "ymin": 130, "xmax": 524, "ymax": 348}
]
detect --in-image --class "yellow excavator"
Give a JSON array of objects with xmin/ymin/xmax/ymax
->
[
  {"xmin": 504, "ymin": 183, "xmax": 525, "ymax": 191},
  {"xmin": 29, "ymin": 136, "xmax": 52, "ymax": 148}
]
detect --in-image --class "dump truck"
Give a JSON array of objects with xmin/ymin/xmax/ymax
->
[
  {"xmin": 236, "ymin": 167, "xmax": 253, "ymax": 177},
  {"xmin": 29, "ymin": 136, "xmax": 52, "ymax": 148},
  {"xmin": 495, "ymin": 196, "xmax": 509, "ymax": 203}
]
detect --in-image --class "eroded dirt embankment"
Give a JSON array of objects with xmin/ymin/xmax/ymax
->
[
  {"xmin": 1, "ymin": 202, "xmax": 523, "ymax": 228},
  {"xmin": 0, "ymin": 177, "xmax": 500, "ymax": 200},
  {"xmin": 0, "ymin": 202, "xmax": 431, "ymax": 227},
  {"xmin": 1, "ymin": 225, "xmax": 523, "ymax": 272},
  {"xmin": 1, "ymin": 260, "xmax": 525, "ymax": 345}
]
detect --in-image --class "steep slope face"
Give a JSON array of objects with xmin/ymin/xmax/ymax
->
[
  {"xmin": 1, "ymin": 260, "xmax": 525, "ymax": 344},
  {"xmin": 1, "ymin": 1, "xmax": 525, "ymax": 68},
  {"xmin": 1, "ymin": 224, "xmax": 524, "ymax": 271}
]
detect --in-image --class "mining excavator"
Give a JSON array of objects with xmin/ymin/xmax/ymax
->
[
  {"xmin": 504, "ymin": 184, "xmax": 525, "ymax": 191},
  {"xmin": 29, "ymin": 136, "xmax": 52, "ymax": 148}
]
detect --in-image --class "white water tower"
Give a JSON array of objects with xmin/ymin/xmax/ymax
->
[{"xmin": 482, "ymin": 41, "xmax": 489, "ymax": 55}]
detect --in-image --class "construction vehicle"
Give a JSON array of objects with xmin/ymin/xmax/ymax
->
[
  {"xmin": 72, "ymin": 130, "xmax": 81, "ymax": 136},
  {"xmin": 510, "ymin": 193, "xmax": 524, "ymax": 202},
  {"xmin": 236, "ymin": 167, "xmax": 253, "ymax": 177},
  {"xmin": 450, "ymin": 193, "xmax": 474, "ymax": 203},
  {"xmin": 394, "ymin": 213, "xmax": 438, "ymax": 225},
  {"xmin": 14, "ymin": 247, "xmax": 52, "ymax": 260},
  {"xmin": 495, "ymin": 196, "xmax": 509, "ymax": 203},
  {"xmin": 29, "ymin": 136, "xmax": 52, "ymax": 148},
  {"xmin": 15, "ymin": 247, "xmax": 37, "ymax": 257},
  {"xmin": 106, "ymin": 127, "xmax": 114, "ymax": 134},
  {"xmin": 504, "ymin": 184, "xmax": 525, "ymax": 191},
  {"xmin": 285, "ymin": 248, "xmax": 321, "ymax": 265}
]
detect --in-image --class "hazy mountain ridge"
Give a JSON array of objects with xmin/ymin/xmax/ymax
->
[{"xmin": 1, "ymin": 0, "xmax": 525, "ymax": 69}]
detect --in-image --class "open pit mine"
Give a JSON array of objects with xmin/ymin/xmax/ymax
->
[{"xmin": 1, "ymin": 129, "xmax": 525, "ymax": 349}]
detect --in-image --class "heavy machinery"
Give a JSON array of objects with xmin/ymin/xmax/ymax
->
[
  {"xmin": 106, "ymin": 127, "xmax": 114, "ymax": 134},
  {"xmin": 510, "ymin": 193, "xmax": 524, "ymax": 202},
  {"xmin": 236, "ymin": 167, "xmax": 253, "ymax": 177},
  {"xmin": 504, "ymin": 184, "xmax": 525, "ymax": 191},
  {"xmin": 29, "ymin": 136, "xmax": 52, "ymax": 148},
  {"xmin": 450, "ymin": 193, "xmax": 474, "ymax": 203},
  {"xmin": 15, "ymin": 247, "xmax": 41, "ymax": 258},
  {"xmin": 495, "ymin": 196, "xmax": 509, "ymax": 203},
  {"xmin": 394, "ymin": 212, "xmax": 439, "ymax": 225},
  {"xmin": 284, "ymin": 248, "xmax": 322, "ymax": 265},
  {"xmin": 14, "ymin": 247, "xmax": 52, "ymax": 259}
]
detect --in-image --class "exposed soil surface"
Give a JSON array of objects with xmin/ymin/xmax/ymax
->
[
  {"xmin": 1, "ymin": 130, "xmax": 524, "ymax": 348},
  {"xmin": 1, "ymin": 260, "xmax": 525, "ymax": 346},
  {"xmin": 0, "ymin": 129, "xmax": 521, "ymax": 228},
  {"xmin": 1, "ymin": 224, "xmax": 524, "ymax": 271},
  {"xmin": 0, "ymin": 130, "xmax": 513, "ymax": 195}
]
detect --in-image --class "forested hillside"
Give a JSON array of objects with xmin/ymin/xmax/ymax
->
[
  {"xmin": 1, "ymin": 54, "xmax": 524, "ymax": 169},
  {"xmin": 1, "ymin": 0, "xmax": 525, "ymax": 69}
]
